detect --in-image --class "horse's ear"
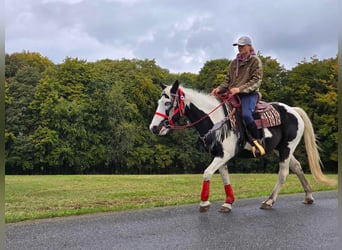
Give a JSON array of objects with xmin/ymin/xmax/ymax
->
[
  {"xmin": 160, "ymin": 82, "xmax": 167, "ymax": 89},
  {"xmin": 171, "ymin": 80, "xmax": 179, "ymax": 94}
]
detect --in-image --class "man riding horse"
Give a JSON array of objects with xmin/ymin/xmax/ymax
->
[
  {"xmin": 149, "ymin": 35, "xmax": 336, "ymax": 212},
  {"xmin": 212, "ymin": 35, "xmax": 265, "ymax": 157}
]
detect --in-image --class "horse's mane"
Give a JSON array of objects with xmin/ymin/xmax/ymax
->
[{"xmin": 177, "ymin": 86, "xmax": 219, "ymax": 112}]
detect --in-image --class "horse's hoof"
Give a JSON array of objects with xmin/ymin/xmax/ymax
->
[
  {"xmin": 219, "ymin": 206, "xmax": 232, "ymax": 213},
  {"xmin": 219, "ymin": 203, "xmax": 232, "ymax": 213},
  {"xmin": 260, "ymin": 202, "xmax": 273, "ymax": 209},
  {"xmin": 303, "ymin": 198, "xmax": 314, "ymax": 204},
  {"xmin": 199, "ymin": 205, "xmax": 210, "ymax": 213}
]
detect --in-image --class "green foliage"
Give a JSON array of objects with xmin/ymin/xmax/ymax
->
[
  {"xmin": 197, "ymin": 58, "xmax": 230, "ymax": 92},
  {"xmin": 5, "ymin": 51, "xmax": 53, "ymax": 78},
  {"xmin": 4, "ymin": 52, "xmax": 338, "ymax": 174},
  {"xmin": 283, "ymin": 57, "xmax": 338, "ymax": 170},
  {"xmin": 258, "ymin": 54, "xmax": 288, "ymax": 102},
  {"xmin": 169, "ymin": 72, "xmax": 198, "ymax": 88},
  {"xmin": 5, "ymin": 52, "xmax": 53, "ymax": 174}
]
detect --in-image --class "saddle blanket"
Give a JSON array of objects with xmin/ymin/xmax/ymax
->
[{"xmin": 254, "ymin": 102, "xmax": 281, "ymax": 129}]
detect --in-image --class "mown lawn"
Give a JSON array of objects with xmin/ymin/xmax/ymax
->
[{"xmin": 5, "ymin": 174, "xmax": 337, "ymax": 223}]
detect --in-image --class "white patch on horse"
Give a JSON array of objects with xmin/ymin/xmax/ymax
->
[{"xmin": 264, "ymin": 128, "xmax": 272, "ymax": 138}]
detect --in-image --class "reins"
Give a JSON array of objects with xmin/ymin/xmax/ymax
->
[
  {"xmin": 154, "ymin": 87, "xmax": 241, "ymax": 131},
  {"xmin": 170, "ymin": 99, "xmax": 227, "ymax": 130},
  {"xmin": 170, "ymin": 91, "xmax": 240, "ymax": 130}
]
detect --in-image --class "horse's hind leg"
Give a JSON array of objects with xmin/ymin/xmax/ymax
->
[
  {"xmin": 289, "ymin": 155, "xmax": 314, "ymax": 204},
  {"xmin": 261, "ymin": 158, "xmax": 290, "ymax": 209}
]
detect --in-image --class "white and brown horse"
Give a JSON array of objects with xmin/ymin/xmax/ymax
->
[{"xmin": 149, "ymin": 80, "xmax": 336, "ymax": 213}]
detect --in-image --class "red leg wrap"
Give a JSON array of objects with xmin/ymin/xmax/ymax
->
[
  {"xmin": 201, "ymin": 181, "xmax": 210, "ymax": 201},
  {"xmin": 224, "ymin": 184, "xmax": 235, "ymax": 204}
]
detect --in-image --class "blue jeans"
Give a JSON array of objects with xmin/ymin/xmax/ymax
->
[{"xmin": 239, "ymin": 92, "xmax": 258, "ymax": 126}]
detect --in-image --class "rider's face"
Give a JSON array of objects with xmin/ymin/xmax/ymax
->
[{"xmin": 238, "ymin": 44, "xmax": 250, "ymax": 54}]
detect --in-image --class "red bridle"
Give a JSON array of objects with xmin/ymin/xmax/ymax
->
[{"xmin": 154, "ymin": 88, "xmax": 185, "ymax": 126}]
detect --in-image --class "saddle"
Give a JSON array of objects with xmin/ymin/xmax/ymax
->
[
  {"xmin": 223, "ymin": 92, "xmax": 281, "ymax": 131},
  {"xmin": 253, "ymin": 101, "xmax": 281, "ymax": 129}
]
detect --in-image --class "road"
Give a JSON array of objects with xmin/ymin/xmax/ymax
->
[{"xmin": 5, "ymin": 191, "xmax": 339, "ymax": 250}]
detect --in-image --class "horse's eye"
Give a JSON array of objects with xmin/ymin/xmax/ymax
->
[{"xmin": 165, "ymin": 101, "xmax": 172, "ymax": 107}]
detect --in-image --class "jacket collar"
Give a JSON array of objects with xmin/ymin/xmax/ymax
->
[{"xmin": 236, "ymin": 51, "xmax": 256, "ymax": 62}]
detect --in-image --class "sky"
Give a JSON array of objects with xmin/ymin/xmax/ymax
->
[{"xmin": 5, "ymin": 0, "xmax": 338, "ymax": 73}]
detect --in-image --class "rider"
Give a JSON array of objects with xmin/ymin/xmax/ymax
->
[{"xmin": 211, "ymin": 35, "xmax": 265, "ymax": 157}]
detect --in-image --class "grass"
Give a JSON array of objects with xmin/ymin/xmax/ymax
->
[{"xmin": 5, "ymin": 174, "xmax": 338, "ymax": 223}]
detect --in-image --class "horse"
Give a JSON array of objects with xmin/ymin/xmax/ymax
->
[{"xmin": 149, "ymin": 80, "xmax": 337, "ymax": 213}]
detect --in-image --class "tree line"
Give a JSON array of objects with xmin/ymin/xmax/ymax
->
[{"xmin": 5, "ymin": 51, "xmax": 338, "ymax": 174}]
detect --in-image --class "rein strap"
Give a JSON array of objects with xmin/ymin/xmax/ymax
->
[{"xmin": 171, "ymin": 96, "xmax": 229, "ymax": 130}]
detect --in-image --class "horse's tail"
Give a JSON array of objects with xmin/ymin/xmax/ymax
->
[{"xmin": 293, "ymin": 107, "xmax": 337, "ymax": 186}]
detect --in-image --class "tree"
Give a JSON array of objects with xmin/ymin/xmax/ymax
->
[
  {"xmin": 5, "ymin": 52, "xmax": 53, "ymax": 173},
  {"xmin": 197, "ymin": 59, "xmax": 230, "ymax": 91},
  {"xmin": 283, "ymin": 56, "xmax": 338, "ymax": 172},
  {"xmin": 30, "ymin": 58, "xmax": 95, "ymax": 173},
  {"xmin": 5, "ymin": 51, "xmax": 52, "ymax": 78},
  {"xmin": 4, "ymin": 51, "xmax": 337, "ymax": 174},
  {"xmin": 258, "ymin": 54, "xmax": 288, "ymax": 102},
  {"xmin": 169, "ymin": 72, "xmax": 198, "ymax": 88}
]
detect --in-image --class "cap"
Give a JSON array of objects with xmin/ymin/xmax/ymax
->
[{"xmin": 233, "ymin": 36, "xmax": 252, "ymax": 46}]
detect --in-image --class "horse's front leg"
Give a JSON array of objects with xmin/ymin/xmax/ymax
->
[
  {"xmin": 218, "ymin": 165, "xmax": 235, "ymax": 213},
  {"xmin": 200, "ymin": 157, "xmax": 231, "ymax": 212}
]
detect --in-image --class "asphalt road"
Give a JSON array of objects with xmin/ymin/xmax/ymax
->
[{"xmin": 5, "ymin": 191, "xmax": 339, "ymax": 250}]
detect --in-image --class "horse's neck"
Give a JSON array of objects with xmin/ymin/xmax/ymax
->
[
  {"xmin": 183, "ymin": 88, "xmax": 225, "ymax": 123},
  {"xmin": 182, "ymin": 88, "xmax": 237, "ymax": 150}
]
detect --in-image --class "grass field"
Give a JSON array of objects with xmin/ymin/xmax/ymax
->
[{"xmin": 5, "ymin": 174, "xmax": 338, "ymax": 223}]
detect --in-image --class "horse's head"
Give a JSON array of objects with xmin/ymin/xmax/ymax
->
[{"xmin": 149, "ymin": 80, "xmax": 185, "ymax": 135}]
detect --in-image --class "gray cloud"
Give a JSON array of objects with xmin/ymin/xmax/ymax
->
[{"xmin": 5, "ymin": 0, "xmax": 338, "ymax": 73}]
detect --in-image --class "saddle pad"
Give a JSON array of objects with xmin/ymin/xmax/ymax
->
[{"xmin": 254, "ymin": 105, "xmax": 281, "ymax": 129}]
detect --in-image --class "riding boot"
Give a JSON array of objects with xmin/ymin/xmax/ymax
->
[{"xmin": 246, "ymin": 123, "xmax": 265, "ymax": 157}]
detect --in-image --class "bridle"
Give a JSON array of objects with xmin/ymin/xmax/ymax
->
[
  {"xmin": 154, "ymin": 88, "xmax": 185, "ymax": 129},
  {"xmin": 154, "ymin": 88, "xmax": 240, "ymax": 130}
]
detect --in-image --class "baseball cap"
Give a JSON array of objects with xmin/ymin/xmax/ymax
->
[{"xmin": 233, "ymin": 36, "xmax": 252, "ymax": 46}]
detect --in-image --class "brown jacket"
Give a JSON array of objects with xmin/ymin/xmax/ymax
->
[{"xmin": 218, "ymin": 54, "xmax": 263, "ymax": 94}]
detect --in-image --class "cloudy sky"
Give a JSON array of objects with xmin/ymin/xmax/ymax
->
[{"xmin": 5, "ymin": 0, "xmax": 338, "ymax": 73}]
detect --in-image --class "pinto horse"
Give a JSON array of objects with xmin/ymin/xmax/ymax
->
[{"xmin": 149, "ymin": 80, "xmax": 336, "ymax": 213}]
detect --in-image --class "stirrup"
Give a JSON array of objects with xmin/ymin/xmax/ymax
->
[{"xmin": 252, "ymin": 140, "xmax": 265, "ymax": 157}]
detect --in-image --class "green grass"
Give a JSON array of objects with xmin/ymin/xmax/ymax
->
[{"xmin": 5, "ymin": 174, "xmax": 337, "ymax": 223}]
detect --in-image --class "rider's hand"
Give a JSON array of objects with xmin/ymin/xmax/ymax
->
[
  {"xmin": 229, "ymin": 87, "xmax": 240, "ymax": 95},
  {"xmin": 211, "ymin": 88, "xmax": 219, "ymax": 95}
]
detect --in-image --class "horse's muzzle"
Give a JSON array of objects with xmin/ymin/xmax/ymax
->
[
  {"xmin": 151, "ymin": 122, "xmax": 170, "ymax": 135},
  {"xmin": 150, "ymin": 120, "xmax": 171, "ymax": 135},
  {"xmin": 151, "ymin": 125, "xmax": 160, "ymax": 135}
]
